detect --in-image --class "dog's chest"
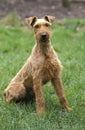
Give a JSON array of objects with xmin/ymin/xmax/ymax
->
[{"xmin": 42, "ymin": 58, "xmax": 58, "ymax": 82}]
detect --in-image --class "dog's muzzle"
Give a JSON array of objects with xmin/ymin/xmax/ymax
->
[{"xmin": 40, "ymin": 32, "xmax": 49, "ymax": 43}]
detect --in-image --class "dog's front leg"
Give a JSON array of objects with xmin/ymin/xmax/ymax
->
[
  {"xmin": 33, "ymin": 75, "xmax": 45, "ymax": 114},
  {"xmin": 52, "ymin": 72, "xmax": 72, "ymax": 111}
]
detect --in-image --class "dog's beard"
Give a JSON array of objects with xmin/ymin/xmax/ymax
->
[
  {"xmin": 40, "ymin": 37, "xmax": 49, "ymax": 44},
  {"xmin": 35, "ymin": 32, "xmax": 50, "ymax": 44}
]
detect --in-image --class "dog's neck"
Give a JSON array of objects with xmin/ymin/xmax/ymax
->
[{"xmin": 34, "ymin": 40, "xmax": 53, "ymax": 57}]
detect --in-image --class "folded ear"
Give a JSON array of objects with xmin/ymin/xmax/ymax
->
[
  {"xmin": 26, "ymin": 16, "xmax": 37, "ymax": 26},
  {"xmin": 44, "ymin": 15, "xmax": 55, "ymax": 23}
]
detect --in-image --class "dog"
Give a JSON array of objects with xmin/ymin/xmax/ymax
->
[{"xmin": 4, "ymin": 15, "xmax": 72, "ymax": 114}]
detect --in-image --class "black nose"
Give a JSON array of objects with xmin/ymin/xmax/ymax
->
[{"xmin": 41, "ymin": 32, "xmax": 47, "ymax": 38}]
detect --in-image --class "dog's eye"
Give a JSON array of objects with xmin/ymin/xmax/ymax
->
[
  {"xmin": 45, "ymin": 23, "xmax": 50, "ymax": 27},
  {"xmin": 3, "ymin": 92, "xmax": 6, "ymax": 97},
  {"xmin": 35, "ymin": 25, "xmax": 40, "ymax": 29}
]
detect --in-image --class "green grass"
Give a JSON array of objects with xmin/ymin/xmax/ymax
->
[{"xmin": 0, "ymin": 15, "xmax": 85, "ymax": 130}]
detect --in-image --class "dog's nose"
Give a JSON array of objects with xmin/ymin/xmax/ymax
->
[{"xmin": 41, "ymin": 32, "xmax": 47, "ymax": 38}]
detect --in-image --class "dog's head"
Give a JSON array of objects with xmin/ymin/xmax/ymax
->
[
  {"xmin": 3, "ymin": 83, "xmax": 26, "ymax": 103},
  {"xmin": 26, "ymin": 15, "xmax": 55, "ymax": 44}
]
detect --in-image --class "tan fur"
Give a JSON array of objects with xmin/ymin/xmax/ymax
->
[
  {"xmin": 4, "ymin": 15, "xmax": 72, "ymax": 114},
  {"xmin": 3, "ymin": 82, "xmax": 26, "ymax": 103}
]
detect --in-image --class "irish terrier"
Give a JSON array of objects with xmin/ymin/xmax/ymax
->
[{"xmin": 4, "ymin": 15, "xmax": 72, "ymax": 114}]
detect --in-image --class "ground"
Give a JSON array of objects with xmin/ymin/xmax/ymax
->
[{"xmin": 0, "ymin": 0, "xmax": 85, "ymax": 18}]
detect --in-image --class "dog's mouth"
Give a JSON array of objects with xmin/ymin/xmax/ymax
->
[
  {"xmin": 36, "ymin": 31, "xmax": 50, "ymax": 44},
  {"xmin": 39, "ymin": 32, "xmax": 49, "ymax": 43},
  {"xmin": 40, "ymin": 37, "xmax": 49, "ymax": 43}
]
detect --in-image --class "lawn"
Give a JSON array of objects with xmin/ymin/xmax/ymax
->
[{"xmin": 0, "ymin": 15, "xmax": 85, "ymax": 130}]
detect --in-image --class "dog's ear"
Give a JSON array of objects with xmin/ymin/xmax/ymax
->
[
  {"xmin": 44, "ymin": 15, "xmax": 55, "ymax": 23},
  {"xmin": 26, "ymin": 16, "xmax": 37, "ymax": 27}
]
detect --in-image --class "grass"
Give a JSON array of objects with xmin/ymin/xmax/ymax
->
[{"xmin": 0, "ymin": 14, "xmax": 85, "ymax": 130}]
